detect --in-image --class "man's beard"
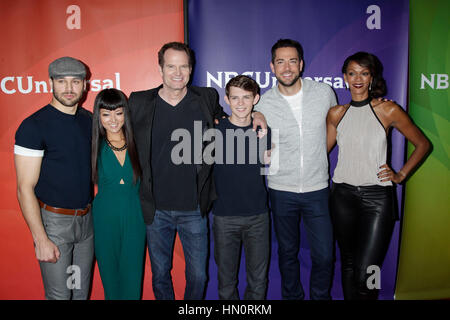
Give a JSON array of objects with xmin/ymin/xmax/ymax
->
[
  {"xmin": 53, "ymin": 91, "xmax": 82, "ymax": 107},
  {"xmin": 276, "ymin": 73, "xmax": 300, "ymax": 87}
]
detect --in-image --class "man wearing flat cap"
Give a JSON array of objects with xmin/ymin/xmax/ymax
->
[{"xmin": 14, "ymin": 57, "xmax": 94, "ymax": 300}]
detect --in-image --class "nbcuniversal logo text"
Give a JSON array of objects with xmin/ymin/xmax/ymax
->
[
  {"xmin": 0, "ymin": 73, "xmax": 121, "ymax": 95},
  {"xmin": 420, "ymin": 74, "xmax": 448, "ymax": 89},
  {"xmin": 206, "ymin": 71, "xmax": 347, "ymax": 89}
]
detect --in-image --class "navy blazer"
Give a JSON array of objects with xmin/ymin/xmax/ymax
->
[{"xmin": 129, "ymin": 85, "xmax": 227, "ymax": 224}]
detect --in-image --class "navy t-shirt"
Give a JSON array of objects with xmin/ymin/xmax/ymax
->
[
  {"xmin": 213, "ymin": 118, "xmax": 271, "ymax": 216},
  {"xmin": 15, "ymin": 104, "xmax": 92, "ymax": 209},
  {"xmin": 151, "ymin": 90, "xmax": 206, "ymax": 211}
]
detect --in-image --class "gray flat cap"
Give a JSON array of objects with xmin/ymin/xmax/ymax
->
[{"xmin": 48, "ymin": 56, "xmax": 86, "ymax": 79}]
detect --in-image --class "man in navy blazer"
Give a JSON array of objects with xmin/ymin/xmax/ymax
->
[{"xmin": 129, "ymin": 42, "xmax": 266, "ymax": 300}]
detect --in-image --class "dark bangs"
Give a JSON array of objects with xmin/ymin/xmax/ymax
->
[{"xmin": 95, "ymin": 89, "xmax": 128, "ymax": 111}]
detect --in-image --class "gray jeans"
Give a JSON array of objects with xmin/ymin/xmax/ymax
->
[
  {"xmin": 39, "ymin": 207, "xmax": 94, "ymax": 300},
  {"xmin": 213, "ymin": 213, "xmax": 270, "ymax": 300}
]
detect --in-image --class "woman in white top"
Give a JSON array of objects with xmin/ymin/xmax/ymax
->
[{"xmin": 326, "ymin": 52, "xmax": 430, "ymax": 300}]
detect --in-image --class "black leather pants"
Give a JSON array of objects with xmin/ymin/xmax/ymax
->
[{"xmin": 330, "ymin": 182, "xmax": 396, "ymax": 300}]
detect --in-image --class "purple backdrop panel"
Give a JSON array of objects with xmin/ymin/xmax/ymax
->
[{"xmin": 188, "ymin": 0, "xmax": 409, "ymax": 300}]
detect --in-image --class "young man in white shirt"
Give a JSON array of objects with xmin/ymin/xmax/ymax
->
[{"xmin": 255, "ymin": 39, "xmax": 337, "ymax": 300}]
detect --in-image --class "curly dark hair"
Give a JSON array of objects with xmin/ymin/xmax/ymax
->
[{"xmin": 342, "ymin": 52, "xmax": 387, "ymax": 98}]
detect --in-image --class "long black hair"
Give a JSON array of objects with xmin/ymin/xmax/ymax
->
[
  {"xmin": 342, "ymin": 51, "xmax": 387, "ymax": 98},
  {"xmin": 91, "ymin": 88, "xmax": 141, "ymax": 184}
]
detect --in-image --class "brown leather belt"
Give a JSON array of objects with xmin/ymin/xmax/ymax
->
[{"xmin": 39, "ymin": 200, "xmax": 90, "ymax": 216}]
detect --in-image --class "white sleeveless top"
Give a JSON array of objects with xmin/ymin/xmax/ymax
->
[{"xmin": 332, "ymin": 100, "xmax": 392, "ymax": 187}]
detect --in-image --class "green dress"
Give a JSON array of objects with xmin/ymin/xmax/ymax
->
[{"xmin": 92, "ymin": 140, "xmax": 146, "ymax": 300}]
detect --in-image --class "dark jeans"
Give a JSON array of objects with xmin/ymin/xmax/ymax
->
[
  {"xmin": 213, "ymin": 213, "xmax": 270, "ymax": 300},
  {"xmin": 330, "ymin": 182, "xmax": 395, "ymax": 300},
  {"xmin": 269, "ymin": 187, "xmax": 333, "ymax": 300},
  {"xmin": 146, "ymin": 207, "xmax": 208, "ymax": 300}
]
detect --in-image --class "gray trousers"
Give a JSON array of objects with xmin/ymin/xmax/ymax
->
[
  {"xmin": 213, "ymin": 213, "xmax": 270, "ymax": 300},
  {"xmin": 39, "ymin": 207, "xmax": 94, "ymax": 300}
]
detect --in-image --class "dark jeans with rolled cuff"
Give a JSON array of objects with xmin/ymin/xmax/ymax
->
[
  {"xmin": 330, "ymin": 182, "xmax": 396, "ymax": 300},
  {"xmin": 213, "ymin": 213, "xmax": 270, "ymax": 300}
]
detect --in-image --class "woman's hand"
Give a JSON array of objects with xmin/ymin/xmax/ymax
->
[{"xmin": 378, "ymin": 164, "xmax": 406, "ymax": 184}]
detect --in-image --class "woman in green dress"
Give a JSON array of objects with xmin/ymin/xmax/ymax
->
[{"xmin": 91, "ymin": 88, "xmax": 146, "ymax": 299}]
